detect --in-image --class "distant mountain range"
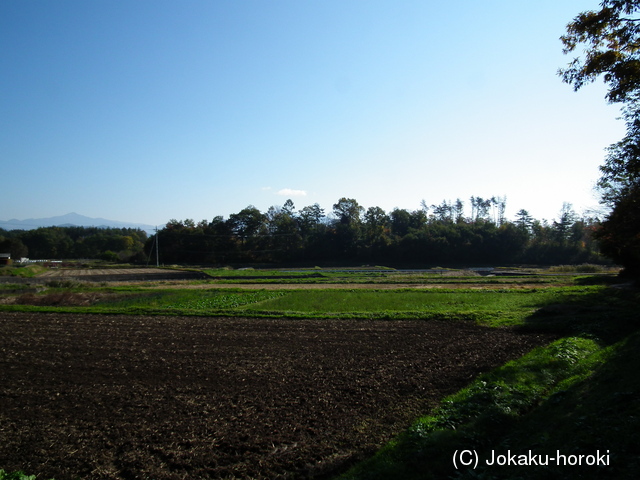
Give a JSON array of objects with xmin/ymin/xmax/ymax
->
[{"xmin": 0, "ymin": 213, "xmax": 156, "ymax": 234}]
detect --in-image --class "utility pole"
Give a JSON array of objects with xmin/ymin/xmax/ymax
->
[{"xmin": 155, "ymin": 226, "xmax": 159, "ymax": 267}]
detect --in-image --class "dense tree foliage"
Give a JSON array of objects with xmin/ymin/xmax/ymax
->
[
  {"xmin": 143, "ymin": 198, "xmax": 605, "ymax": 266},
  {"xmin": 0, "ymin": 199, "xmax": 606, "ymax": 266},
  {"xmin": 561, "ymin": 0, "xmax": 640, "ymax": 275},
  {"xmin": 560, "ymin": 0, "xmax": 640, "ymax": 103},
  {"xmin": 0, "ymin": 227, "xmax": 148, "ymax": 262},
  {"xmin": 596, "ymin": 186, "xmax": 640, "ymax": 270}
]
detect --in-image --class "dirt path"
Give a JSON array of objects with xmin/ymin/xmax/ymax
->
[{"xmin": 0, "ymin": 312, "xmax": 555, "ymax": 479}]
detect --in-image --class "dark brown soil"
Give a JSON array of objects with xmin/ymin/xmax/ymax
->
[
  {"xmin": 0, "ymin": 312, "xmax": 554, "ymax": 479},
  {"xmin": 38, "ymin": 268, "xmax": 211, "ymax": 283}
]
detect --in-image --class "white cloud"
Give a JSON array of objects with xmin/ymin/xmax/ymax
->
[{"xmin": 276, "ymin": 188, "xmax": 307, "ymax": 197}]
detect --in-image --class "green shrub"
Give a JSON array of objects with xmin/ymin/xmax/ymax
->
[{"xmin": 0, "ymin": 470, "xmax": 38, "ymax": 480}]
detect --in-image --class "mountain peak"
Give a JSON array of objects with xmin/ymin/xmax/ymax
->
[{"xmin": 0, "ymin": 213, "xmax": 156, "ymax": 234}]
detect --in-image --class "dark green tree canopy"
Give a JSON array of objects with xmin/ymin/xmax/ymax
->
[
  {"xmin": 560, "ymin": 1, "xmax": 640, "ymax": 275},
  {"xmin": 332, "ymin": 198, "xmax": 363, "ymax": 225},
  {"xmin": 598, "ymin": 98, "xmax": 640, "ymax": 203},
  {"xmin": 560, "ymin": 0, "xmax": 640, "ymax": 103}
]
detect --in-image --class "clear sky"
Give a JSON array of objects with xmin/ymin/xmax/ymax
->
[{"xmin": 0, "ymin": 0, "xmax": 625, "ymax": 227}]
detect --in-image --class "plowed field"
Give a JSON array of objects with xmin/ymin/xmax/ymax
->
[
  {"xmin": 0, "ymin": 312, "xmax": 554, "ymax": 479},
  {"xmin": 34, "ymin": 268, "xmax": 210, "ymax": 283}
]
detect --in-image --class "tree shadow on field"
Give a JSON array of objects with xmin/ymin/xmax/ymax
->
[
  {"xmin": 437, "ymin": 324, "xmax": 640, "ymax": 480},
  {"xmin": 475, "ymin": 329, "xmax": 640, "ymax": 480},
  {"xmin": 339, "ymin": 281, "xmax": 640, "ymax": 480},
  {"xmin": 521, "ymin": 281, "xmax": 640, "ymax": 347}
]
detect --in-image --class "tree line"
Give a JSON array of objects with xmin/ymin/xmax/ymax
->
[
  {"xmin": 146, "ymin": 197, "xmax": 605, "ymax": 266},
  {"xmin": 0, "ymin": 226, "xmax": 149, "ymax": 263},
  {"xmin": 0, "ymin": 198, "xmax": 608, "ymax": 267}
]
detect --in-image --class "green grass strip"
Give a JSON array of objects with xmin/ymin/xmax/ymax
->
[
  {"xmin": 0, "ymin": 470, "xmax": 39, "ymax": 480},
  {"xmin": 337, "ymin": 333, "xmax": 636, "ymax": 480}
]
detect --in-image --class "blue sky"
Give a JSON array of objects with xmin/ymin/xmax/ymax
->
[{"xmin": 1, "ymin": 0, "xmax": 624, "ymax": 227}]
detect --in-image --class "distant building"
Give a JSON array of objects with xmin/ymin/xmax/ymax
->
[{"xmin": 0, "ymin": 253, "xmax": 11, "ymax": 265}]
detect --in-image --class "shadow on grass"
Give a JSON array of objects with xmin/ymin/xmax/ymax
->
[
  {"xmin": 475, "ymin": 330, "xmax": 640, "ymax": 479},
  {"xmin": 520, "ymin": 283, "xmax": 640, "ymax": 346},
  {"xmin": 337, "ymin": 284, "xmax": 640, "ymax": 480}
]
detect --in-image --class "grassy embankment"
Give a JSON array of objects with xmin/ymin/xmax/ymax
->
[
  {"xmin": 0, "ymin": 264, "xmax": 47, "ymax": 278},
  {"xmin": 0, "ymin": 266, "xmax": 638, "ymax": 478},
  {"xmin": 337, "ymin": 282, "xmax": 640, "ymax": 479}
]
